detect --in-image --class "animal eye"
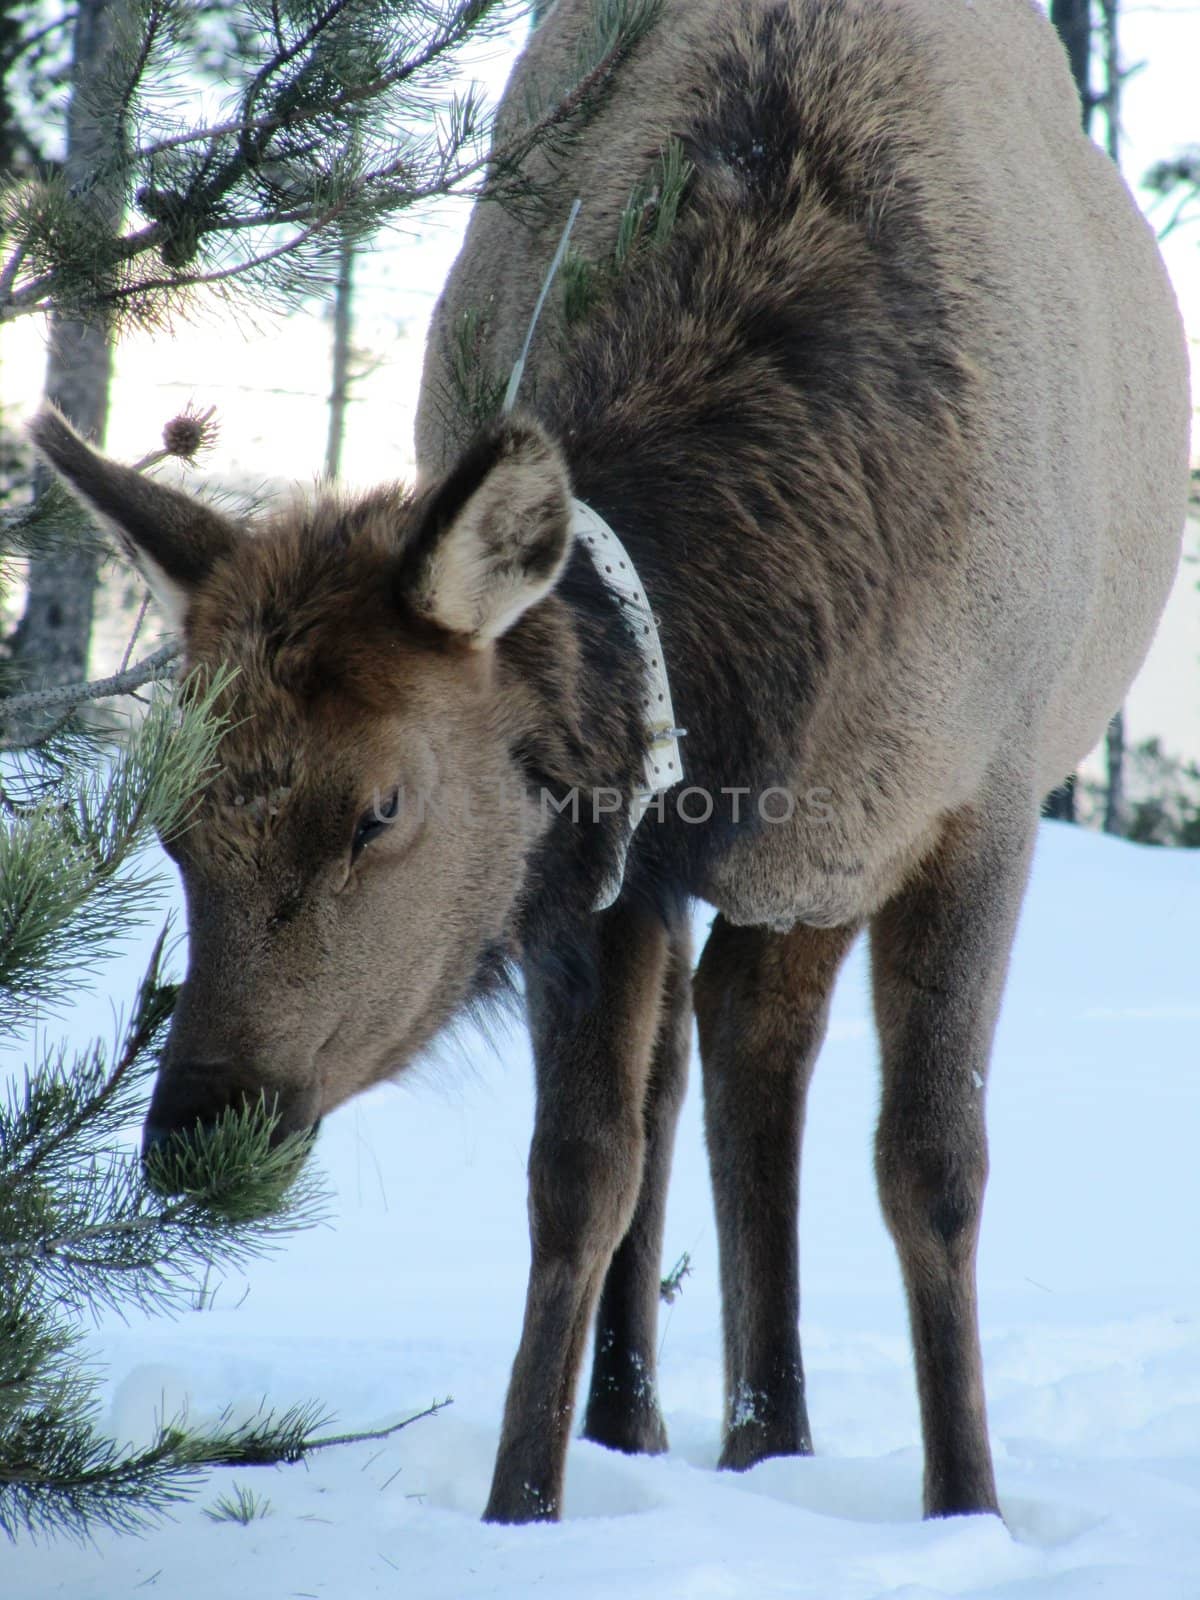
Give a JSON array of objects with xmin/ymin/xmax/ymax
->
[{"xmin": 352, "ymin": 788, "xmax": 400, "ymax": 859}]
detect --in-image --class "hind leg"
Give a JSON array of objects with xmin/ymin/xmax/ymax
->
[
  {"xmin": 694, "ymin": 915, "xmax": 857, "ymax": 1470},
  {"xmin": 871, "ymin": 791, "xmax": 1036, "ymax": 1517},
  {"xmin": 583, "ymin": 922, "xmax": 692, "ymax": 1455}
]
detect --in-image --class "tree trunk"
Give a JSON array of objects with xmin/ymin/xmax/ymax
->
[
  {"xmin": 1050, "ymin": 0, "xmax": 1093, "ymax": 131},
  {"xmin": 1097, "ymin": 0, "xmax": 1120, "ymax": 161},
  {"xmin": 10, "ymin": 0, "xmax": 121, "ymax": 690},
  {"xmin": 0, "ymin": 2, "xmax": 29, "ymax": 181},
  {"xmin": 323, "ymin": 242, "xmax": 355, "ymax": 481},
  {"xmin": 1103, "ymin": 709, "xmax": 1126, "ymax": 834}
]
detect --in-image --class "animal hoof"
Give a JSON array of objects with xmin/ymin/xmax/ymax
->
[
  {"xmin": 482, "ymin": 1483, "xmax": 560, "ymax": 1524},
  {"xmin": 718, "ymin": 1419, "xmax": 813, "ymax": 1473},
  {"xmin": 581, "ymin": 1400, "xmax": 669, "ymax": 1457}
]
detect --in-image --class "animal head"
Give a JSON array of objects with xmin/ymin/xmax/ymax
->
[{"xmin": 30, "ymin": 408, "xmax": 575, "ymax": 1153}]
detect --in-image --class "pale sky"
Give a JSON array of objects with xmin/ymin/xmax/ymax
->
[{"xmin": 2, "ymin": 1, "xmax": 1197, "ymax": 756}]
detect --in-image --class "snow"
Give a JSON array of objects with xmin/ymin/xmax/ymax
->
[{"xmin": 8, "ymin": 822, "xmax": 1200, "ymax": 1598}]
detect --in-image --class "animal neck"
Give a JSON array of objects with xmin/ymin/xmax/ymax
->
[{"xmin": 496, "ymin": 525, "xmax": 659, "ymax": 929}]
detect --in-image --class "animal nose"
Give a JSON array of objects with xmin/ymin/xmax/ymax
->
[
  {"xmin": 141, "ymin": 1121, "xmax": 175, "ymax": 1159},
  {"xmin": 140, "ymin": 1073, "xmax": 322, "ymax": 1190}
]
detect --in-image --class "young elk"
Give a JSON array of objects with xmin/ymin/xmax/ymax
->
[{"xmin": 34, "ymin": 0, "xmax": 1188, "ymax": 1527}]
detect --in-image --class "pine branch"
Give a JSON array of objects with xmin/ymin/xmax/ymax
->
[
  {"xmin": 0, "ymin": 1422, "xmax": 208, "ymax": 1542},
  {"xmin": 659, "ymin": 1250, "xmax": 691, "ymax": 1305},
  {"xmin": 177, "ymin": 1396, "xmax": 456, "ymax": 1472},
  {"xmin": 0, "ymin": 0, "xmax": 663, "ymax": 326},
  {"xmin": 0, "ymin": 1037, "xmax": 330, "ymax": 1541},
  {"xmin": 0, "ymin": 666, "xmax": 233, "ymax": 1032},
  {"xmin": 0, "ymin": 645, "xmax": 181, "ymax": 745},
  {"xmin": 2, "ymin": 1110, "xmax": 325, "ymax": 1412},
  {"xmin": 0, "ymin": 242, "xmax": 28, "ymax": 303},
  {"xmin": 3, "ymin": 932, "xmax": 175, "ymax": 1186},
  {"xmin": 0, "ymin": 1395, "xmax": 453, "ymax": 1540},
  {"xmin": 113, "ymin": 2, "xmax": 170, "ymax": 141},
  {"xmin": 562, "ymin": 136, "xmax": 692, "ymax": 327},
  {"xmin": 0, "ymin": 482, "xmax": 108, "ymax": 562}
]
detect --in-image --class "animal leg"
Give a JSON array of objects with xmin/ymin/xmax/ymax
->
[
  {"xmin": 483, "ymin": 902, "xmax": 669, "ymax": 1523},
  {"xmin": 870, "ymin": 792, "xmax": 1036, "ymax": 1518},
  {"xmin": 582, "ymin": 922, "xmax": 692, "ymax": 1456},
  {"xmin": 694, "ymin": 915, "xmax": 856, "ymax": 1472}
]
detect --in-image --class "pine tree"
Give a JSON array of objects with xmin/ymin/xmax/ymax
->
[
  {"xmin": 0, "ymin": 8, "xmax": 659, "ymax": 1532},
  {"xmin": 1144, "ymin": 148, "xmax": 1200, "ymax": 243},
  {"xmin": 2, "ymin": 0, "xmax": 661, "ymax": 678},
  {"xmin": 1, "ymin": 0, "xmax": 658, "ymax": 329},
  {"xmin": 9, "ymin": 0, "xmax": 124, "ymax": 694},
  {"xmin": 0, "ymin": 412, "xmax": 459, "ymax": 1540}
]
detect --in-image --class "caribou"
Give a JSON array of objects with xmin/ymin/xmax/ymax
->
[{"xmin": 34, "ymin": 0, "xmax": 1189, "ymax": 1527}]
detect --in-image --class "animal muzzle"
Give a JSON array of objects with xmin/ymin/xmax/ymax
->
[{"xmin": 141, "ymin": 1064, "xmax": 322, "ymax": 1187}]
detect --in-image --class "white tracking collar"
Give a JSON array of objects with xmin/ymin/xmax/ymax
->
[
  {"xmin": 497, "ymin": 201, "xmax": 685, "ymax": 907},
  {"xmin": 572, "ymin": 498, "xmax": 685, "ymax": 908}
]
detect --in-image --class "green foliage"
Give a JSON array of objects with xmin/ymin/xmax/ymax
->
[
  {"xmin": 446, "ymin": 303, "xmax": 508, "ymax": 432},
  {"xmin": 145, "ymin": 1102, "xmax": 321, "ymax": 1227},
  {"xmin": 0, "ymin": 0, "xmax": 664, "ymax": 329},
  {"xmin": 0, "ymin": 493, "xmax": 452, "ymax": 1539},
  {"xmin": 0, "ymin": 668, "xmax": 233, "ymax": 1035},
  {"xmin": 1144, "ymin": 145, "xmax": 1200, "ymax": 240},
  {"xmin": 659, "ymin": 1249, "xmax": 691, "ymax": 1305},
  {"xmin": 561, "ymin": 136, "xmax": 693, "ymax": 326},
  {"xmin": 0, "ymin": 2, "xmax": 73, "ymax": 178},
  {"xmin": 0, "ymin": 645, "xmax": 335, "ymax": 1541},
  {"xmin": 0, "ymin": 916, "xmax": 328, "ymax": 1542},
  {"xmin": 0, "ymin": 476, "xmax": 105, "ymax": 564},
  {"xmin": 1117, "ymin": 738, "xmax": 1200, "ymax": 848},
  {"xmin": 202, "ymin": 1481, "xmax": 273, "ymax": 1524},
  {"xmin": 1077, "ymin": 736, "xmax": 1200, "ymax": 848}
]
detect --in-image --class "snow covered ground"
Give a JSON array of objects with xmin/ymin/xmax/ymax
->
[{"xmin": 8, "ymin": 822, "xmax": 1200, "ymax": 1598}]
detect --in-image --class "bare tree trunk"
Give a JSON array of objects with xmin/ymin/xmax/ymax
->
[
  {"xmin": 10, "ymin": 0, "xmax": 120, "ymax": 690},
  {"xmin": 1050, "ymin": 0, "xmax": 1093, "ymax": 131},
  {"xmin": 1098, "ymin": 0, "xmax": 1120, "ymax": 161},
  {"xmin": 0, "ymin": 2, "xmax": 29, "ymax": 181},
  {"xmin": 323, "ymin": 242, "xmax": 355, "ymax": 482},
  {"xmin": 1103, "ymin": 710, "xmax": 1126, "ymax": 834}
]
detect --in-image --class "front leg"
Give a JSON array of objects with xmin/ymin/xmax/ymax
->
[
  {"xmin": 483, "ymin": 901, "xmax": 670, "ymax": 1524},
  {"xmin": 582, "ymin": 922, "xmax": 692, "ymax": 1456}
]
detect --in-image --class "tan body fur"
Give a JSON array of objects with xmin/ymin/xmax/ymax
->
[{"xmin": 419, "ymin": 0, "xmax": 1188, "ymax": 929}]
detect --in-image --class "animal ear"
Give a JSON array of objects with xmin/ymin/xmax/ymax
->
[
  {"xmin": 404, "ymin": 419, "xmax": 572, "ymax": 646},
  {"xmin": 27, "ymin": 406, "xmax": 239, "ymax": 630}
]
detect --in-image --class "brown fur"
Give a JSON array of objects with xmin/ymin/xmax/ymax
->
[{"xmin": 33, "ymin": 0, "xmax": 1189, "ymax": 1529}]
